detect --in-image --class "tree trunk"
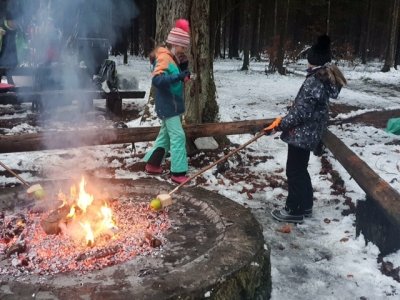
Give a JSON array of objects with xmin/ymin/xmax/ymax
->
[
  {"xmin": 250, "ymin": 2, "xmax": 262, "ymax": 60},
  {"xmin": 221, "ymin": 0, "xmax": 227, "ymax": 59},
  {"xmin": 210, "ymin": 0, "xmax": 221, "ymax": 59},
  {"xmin": 259, "ymin": 0, "xmax": 269, "ymax": 53},
  {"xmin": 153, "ymin": 0, "xmax": 218, "ymax": 126},
  {"xmin": 143, "ymin": 0, "xmax": 157, "ymax": 56},
  {"xmin": 273, "ymin": 0, "xmax": 278, "ymax": 36},
  {"xmin": 276, "ymin": 0, "xmax": 290, "ymax": 75},
  {"xmin": 382, "ymin": 0, "xmax": 400, "ymax": 72},
  {"xmin": 241, "ymin": 0, "xmax": 251, "ymax": 71},
  {"xmin": 132, "ymin": 18, "xmax": 140, "ymax": 56},
  {"xmin": 326, "ymin": 0, "xmax": 331, "ymax": 35},
  {"xmin": 155, "ymin": 0, "xmax": 190, "ymax": 45},
  {"xmin": 360, "ymin": 0, "xmax": 373, "ymax": 64},
  {"xmin": 395, "ymin": 11, "xmax": 400, "ymax": 67},
  {"xmin": 228, "ymin": 0, "xmax": 240, "ymax": 59},
  {"xmin": 185, "ymin": 0, "xmax": 218, "ymax": 125}
]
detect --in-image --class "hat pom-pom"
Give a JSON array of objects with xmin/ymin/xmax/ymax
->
[{"xmin": 175, "ymin": 19, "xmax": 190, "ymax": 33}]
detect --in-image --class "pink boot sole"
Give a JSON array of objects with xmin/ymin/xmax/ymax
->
[
  {"xmin": 145, "ymin": 164, "xmax": 163, "ymax": 175},
  {"xmin": 171, "ymin": 175, "xmax": 190, "ymax": 185}
]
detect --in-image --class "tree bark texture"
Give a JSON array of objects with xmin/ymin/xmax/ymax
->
[
  {"xmin": 382, "ymin": 0, "xmax": 400, "ymax": 71},
  {"xmin": 228, "ymin": 0, "xmax": 240, "ymax": 59},
  {"xmin": 276, "ymin": 0, "xmax": 290, "ymax": 75},
  {"xmin": 155, "ymin": 0, "xmax": 190, "ymax": 45},
  {"xmin": 185, "ymin": 0, "xmax": 218, "ymax": 124},
  {"xmin": 241, "ymin": 0, "xmax": 251, "ymax": 71}
]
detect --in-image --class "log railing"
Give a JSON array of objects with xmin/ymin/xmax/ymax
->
[
  {"xmin": 322, "ymin": 130, "xmax": 400, "ymax": 228},
  {"xmin": 0, "ymin": 119, "xmax": 271, "ymax": 153}
]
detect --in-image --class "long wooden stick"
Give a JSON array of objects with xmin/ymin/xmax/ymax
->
[
  {"xmin": 0, "ymin": 161, "xmax": 30, "ymax": 187},
  {"xmin": 169, "ymin": 130, "xmax": 267, "ymax": 195}
]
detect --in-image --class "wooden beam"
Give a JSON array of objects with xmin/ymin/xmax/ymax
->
[
  {"xmin": 0, "ymin": 119, "xmax": 272, "ymax": 153},
  {"xmin": 322, "ymin": 129, "xmax": 400, "ymax": 228},
  {"xmin": 0, "ymin": 90, "xmax": 146, "ymax": 104}
]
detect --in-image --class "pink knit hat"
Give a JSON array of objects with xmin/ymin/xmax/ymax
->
[{"xmin": 166, "ymin": 19, "xmax": 190, "ymax": 48}]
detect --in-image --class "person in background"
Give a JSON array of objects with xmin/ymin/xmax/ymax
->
[
  {"xmin": 144, "ymin": 19, "xmax": 191, "ymax": 184},
  {"xmin": 0, "ymin": 11, "xmax": 19, "ymax": 82},
  {"xmin": 266, "ymin": 34, "xmax": 347, "ymax": 224}
]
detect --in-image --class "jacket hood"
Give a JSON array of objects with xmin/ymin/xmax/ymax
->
[
  {"xmin": 308, "ymin": 64, "xmax": 346, "ymax": 99},
  {"xmin": 156, "ymin": 46, "xmax": 172, "ymax": 57}
]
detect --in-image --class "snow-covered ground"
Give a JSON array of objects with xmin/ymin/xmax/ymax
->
[{"xmin": 1, "ymin": 56, "xmax": 400, "ymax": 299}]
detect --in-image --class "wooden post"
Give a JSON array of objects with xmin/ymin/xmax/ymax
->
[
  {"xmin": 105, "ymin": 94, "xmax": 122, "ymax": 115},
  {"xmin": 356, "ymin": 196, "xmax": 400, "ymax": 255}
]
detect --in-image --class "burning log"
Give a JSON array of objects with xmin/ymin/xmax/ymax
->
[
  {"xmin": 40, "ymin": 206, "xmax": 70, "ymax": 235},
  {"xmin": 0, "ymin": 119, "xmax": 273, "ymax": 153},
  {"xmin": 6, "ymin": 239, "xmax": 26, "ymax": 258}
]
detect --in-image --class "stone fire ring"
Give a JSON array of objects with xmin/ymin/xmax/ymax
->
[{"xmin": 0, "ymin": 178, "xmax": 271, "ymax": 299}]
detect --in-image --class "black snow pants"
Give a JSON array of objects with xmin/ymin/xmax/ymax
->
[{"xmin": 285, "ymin": 144, "xmax": 313, "ymax": 214}]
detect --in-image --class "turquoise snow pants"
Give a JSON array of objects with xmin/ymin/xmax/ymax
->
[{"xmin": 143, "ymin": 115, "xmax": 188, "ymax": 173}]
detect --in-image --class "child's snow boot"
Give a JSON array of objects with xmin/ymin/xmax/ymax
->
[
  {"xmin": 145, "ymin": 164, "xmax": 163, "ymax": 175},
  {"xmin": 171, "ymin": 175, "xmax": 189, "ymax": 185},
  {"xmin": 271, "ymin": 207, "xmax": 304, "ymax": 224}
]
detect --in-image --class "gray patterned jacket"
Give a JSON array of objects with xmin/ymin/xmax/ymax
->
[{"xmin": 279, "ymin": 67, "xmax": 341, "ymax": 151}]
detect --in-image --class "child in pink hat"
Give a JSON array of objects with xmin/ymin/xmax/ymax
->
[{"xmin": 144, "ymin": 19, "xmax": 192, "ymax": 185}]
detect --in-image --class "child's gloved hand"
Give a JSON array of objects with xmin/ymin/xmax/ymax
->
[
  {"xmin": 178, "ymin": 70, "xmax": 191, "ymax": 81},
  {"xmin": 263, "ymin": 117, "xmax": 282, "ymax": 134}
]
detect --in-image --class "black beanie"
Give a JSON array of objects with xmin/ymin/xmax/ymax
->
[{"xmin": 307, "ymin": 35, "xmax": 331, "ymax": 66}]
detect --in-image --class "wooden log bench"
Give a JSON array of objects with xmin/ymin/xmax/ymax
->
[
  {"xmin": 0, "ymin": 67, "xmax": 146, "ymax": 115},
  {"xmin": 0, "ymin": 89, "xmax": 146, "ymax": 115}
]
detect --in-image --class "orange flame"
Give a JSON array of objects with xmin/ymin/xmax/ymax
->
[
  {"xmin": 100, "ymin": 204, "xmax": 115, "ymax": 230},
  {"xmin": 76, "ymin": 177, "xmax": 93, "ymax": 213},
  {"xmin": 57, "ymin": 176, "xmax": 117, "ymax": 246},
  {"xmin": 80, "ymin": 221, "xmax": 94, "ymax": 246}
]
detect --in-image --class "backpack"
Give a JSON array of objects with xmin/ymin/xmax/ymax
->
[{"xmin": 94, "ymin": 59, "xmax": 118, "ymax": 92}]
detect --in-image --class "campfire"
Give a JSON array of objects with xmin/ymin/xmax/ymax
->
[
  {"xmin": 0, "ymin": 177, "xmax": 170, "ymax": 276},
  {"xmin": 47, "ymin": 176, "xmax": 117, "ymax": 247}
]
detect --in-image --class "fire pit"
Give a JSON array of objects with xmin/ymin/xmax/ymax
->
[{"xmin": 0, "ymin": 178, "xmax": 271, "ymax": 299}]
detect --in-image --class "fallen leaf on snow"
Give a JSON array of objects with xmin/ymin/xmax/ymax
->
[{"xmin": 277, "ymin": 224, "xmax": 292, "ymax": 234}]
